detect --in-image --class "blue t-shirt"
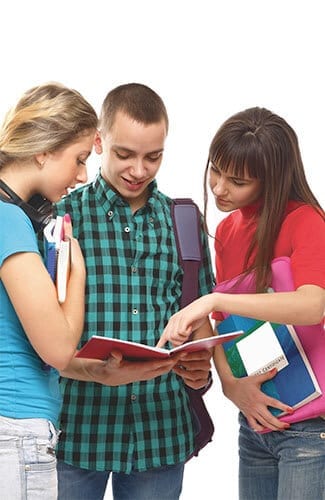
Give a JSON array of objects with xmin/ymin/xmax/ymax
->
[{"xmin": 0, "ymin": 200, "xmax": 61, "ymax": 424}]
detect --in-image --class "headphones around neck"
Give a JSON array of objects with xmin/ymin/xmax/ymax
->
[{"xmin": 0, "ymin": 179, "xmax": 53, "ymax": 232}]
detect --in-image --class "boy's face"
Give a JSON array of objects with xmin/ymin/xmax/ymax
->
[{"xmin": 95, "ymin": 111, "xmax": 167, "ymax": 212}]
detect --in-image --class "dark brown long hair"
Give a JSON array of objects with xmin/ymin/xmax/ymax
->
[{"xmin": 204, "ymin": 107, "xmax": 324, "ymax": 291}]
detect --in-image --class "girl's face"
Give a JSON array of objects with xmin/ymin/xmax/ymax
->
[
  {"xmin": 39, "ymin": 131, "xmax": 95, "ymax": 202},
  {"xmin": 209, "ymin": 161, "xmax": 262, "ymax": 212}
]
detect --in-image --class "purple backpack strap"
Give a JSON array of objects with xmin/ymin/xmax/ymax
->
[
  {"xmin": 171, "ymin": 198, "xmax": 214, "ymax": 459},
  {"xmin": 171, "ymin": 198, "xmax": 202, "ymax": 308}
]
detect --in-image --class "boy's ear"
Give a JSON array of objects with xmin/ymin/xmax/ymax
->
[{"xmin": 94, "ymin": 130, "xmax": 103, "ymax": 154}]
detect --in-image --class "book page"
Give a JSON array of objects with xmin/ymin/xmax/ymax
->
[{"xmin": 56, "ymin": 238, "xmax": 71, "ymax": 303}]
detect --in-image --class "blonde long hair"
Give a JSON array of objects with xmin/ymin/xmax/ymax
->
[{"xmin": 0, "ymin": 82, "xmax": 98, "ymax": 168}]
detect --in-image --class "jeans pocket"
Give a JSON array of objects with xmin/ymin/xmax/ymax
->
[
  {"xmin": 24, "ymin": 437, "xmax": 58, "ymax": 500},
  {"xmin": 24, "ymin": 435, "xmax": 57, "ymax": 471}
]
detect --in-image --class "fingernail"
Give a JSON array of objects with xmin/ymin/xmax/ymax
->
[{"xmin": 64, "ymin": 213, "xmax": 71, "ymax": 223}]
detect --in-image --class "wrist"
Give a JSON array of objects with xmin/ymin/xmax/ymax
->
[
  {"xmin": 80, "ymin": 359, "xmax": 102, "ymax": 383},
  {"xmin": 185, "ymin": 371, "xmax": 213, "ymax": 394},
  {"xmin": 205, "ymin": 292, "xmax": 219, "ymax": 314},
  {"xmin": 220, "ymin": 374, "xmax": 237, "ymax": 397}
]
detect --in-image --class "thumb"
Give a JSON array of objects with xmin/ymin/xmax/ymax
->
[
  {"xmin": 63, "ymin": 213, "xmax": 72, "ymax": 239},
  {"xmin": 254, "ymin": 367, "xmax": 277, "ymax": 383},
  {"xmin": 108, "ymin": 349, "xmax": 123, "ymax": 366}
]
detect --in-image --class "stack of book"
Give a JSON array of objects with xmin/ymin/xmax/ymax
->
[
  {"xmin": 217, "ymin": 315, "xmax": 322, "ymax": 417},
  {"xmin": 214, "ymin": 257, "xmax": 325, "ymax": 426},
  {"xmin": 43, "ymin": 216, "xmax": 71, "ymax": 303}
]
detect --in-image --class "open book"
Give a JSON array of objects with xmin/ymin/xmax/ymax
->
[
  {"xmin": 75, "ymin": 331, "xmax": 244, "ymax": 361},
  {"xmin": 43, "ymin": 216, "xmax": 71, "ymax": 303}
]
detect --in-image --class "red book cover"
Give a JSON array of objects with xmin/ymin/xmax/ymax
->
[{"xmin": 75, "ymin": 331, "xmax": 244, "ymax": 361}]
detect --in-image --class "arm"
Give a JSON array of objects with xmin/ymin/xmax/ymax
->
[
  {"xmin": 159, "ymin": 285, "xmax": 325, "ymax": 346},
  {"xmin": 60, "ymin": 325, "xmax": 213, "ymax": 389},
  {"xmin": 1, "ymin": 219, "xmax": 85, "ymax": 370},
  {"xmin": 60, "ymin": 350, "xmax": 179, "ymax": 386}
]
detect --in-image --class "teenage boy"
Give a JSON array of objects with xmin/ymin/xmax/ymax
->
[{"xmin": 56, "ymin": 83, "xmax": 214, "ymax": 500}]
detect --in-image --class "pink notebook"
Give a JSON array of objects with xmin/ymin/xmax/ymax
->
[{"xmin": 214, "ymin": 256, "xmax": 325, "ymax": 424}]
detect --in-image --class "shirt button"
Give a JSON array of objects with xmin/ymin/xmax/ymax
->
[
  {"xmin": 108, "ymin": 210, "xmax": 113, "ymax": 217},
  {"xmin": 25, "ymin": 465, "xmax": 31, "ymax": 471},
  {"xmin": 131, "ymin": 394, "xmax": 137, "ymax": 401},
  {"xmin": 132, "ymin": 308, "xmax": 138, "ymax": 315},
  {"xmin": 131, "ymin": 266, "xmax": 137, "ymax": 273},
  {"xmin": 124, "ymin": 227, "xmax": 130, "ymax": 233},
  {"xmin": 149, "ymin": 217, "xmax": 154, "ymax": 223}
]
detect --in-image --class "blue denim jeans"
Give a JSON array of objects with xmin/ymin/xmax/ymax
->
[
  {"xmin": 238, "ymin": 412, "xmax": 325, "ymax": 500},
  {"xmin": 57, "ymin": 459, "xmax": 185, "ymax": 500},
  {"xmin": 0, "ymin": 415, "xmax": 59, "ymax": 500}
]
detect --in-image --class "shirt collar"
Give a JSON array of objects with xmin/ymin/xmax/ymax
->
[
  {"xmin": 239, "ymin": 200, "xmax": 262, "ymax": 219},
  {"xmin": 92, "ymin": 172, "xmax": 158, "ymax": 214}
]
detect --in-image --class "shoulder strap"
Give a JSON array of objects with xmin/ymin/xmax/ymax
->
[
  {"xmin": 171, "ymin": 198, "xmax": 202, "ymax": 308},
  {"xmin": 172, "ymin": 198, "xmax": 214, "ymax": 458}
]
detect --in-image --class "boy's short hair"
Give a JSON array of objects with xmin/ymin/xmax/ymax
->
[{"xmin": 99, "ymin": 83, "xmax": 168, "ymax": 135}]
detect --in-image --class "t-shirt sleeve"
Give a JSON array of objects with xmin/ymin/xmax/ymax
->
[
  {"xmin": 281, "ymin": 206, "xmax": 325, "ymax": 288},
  {"xmin": 0, "ymin": 203, "xmax": 39, "ymax": 267}
]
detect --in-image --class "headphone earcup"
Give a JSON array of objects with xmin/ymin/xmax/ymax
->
[{"xmin": 0, "ymin": 180, "xmax": 53, "ymax": 232}]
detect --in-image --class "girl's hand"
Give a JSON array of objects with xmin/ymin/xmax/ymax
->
[
  {"xmin": 222, "ymin": 369, "xmax": 293, "ymax": 432},
  {"xmin": 157, "ymin": 294, "xmax": 217, "ymax": 348},
  {"xmin": 62, "ymin": 213, "xmax": 73, "ymax": 239}
]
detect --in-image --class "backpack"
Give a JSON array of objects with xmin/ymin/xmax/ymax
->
[{"xmin": 171, "ymin": 198, "xmax": 215, "ymax": 459}]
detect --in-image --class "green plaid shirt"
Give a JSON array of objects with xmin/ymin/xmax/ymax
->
[{"xmin": 55, "ymin": 174, "xmax": 214, "ymax": 472}]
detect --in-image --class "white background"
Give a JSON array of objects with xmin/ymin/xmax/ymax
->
[{"xmin": 1, "ymin": 1, "xmax": 324, "ymax": 498}]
